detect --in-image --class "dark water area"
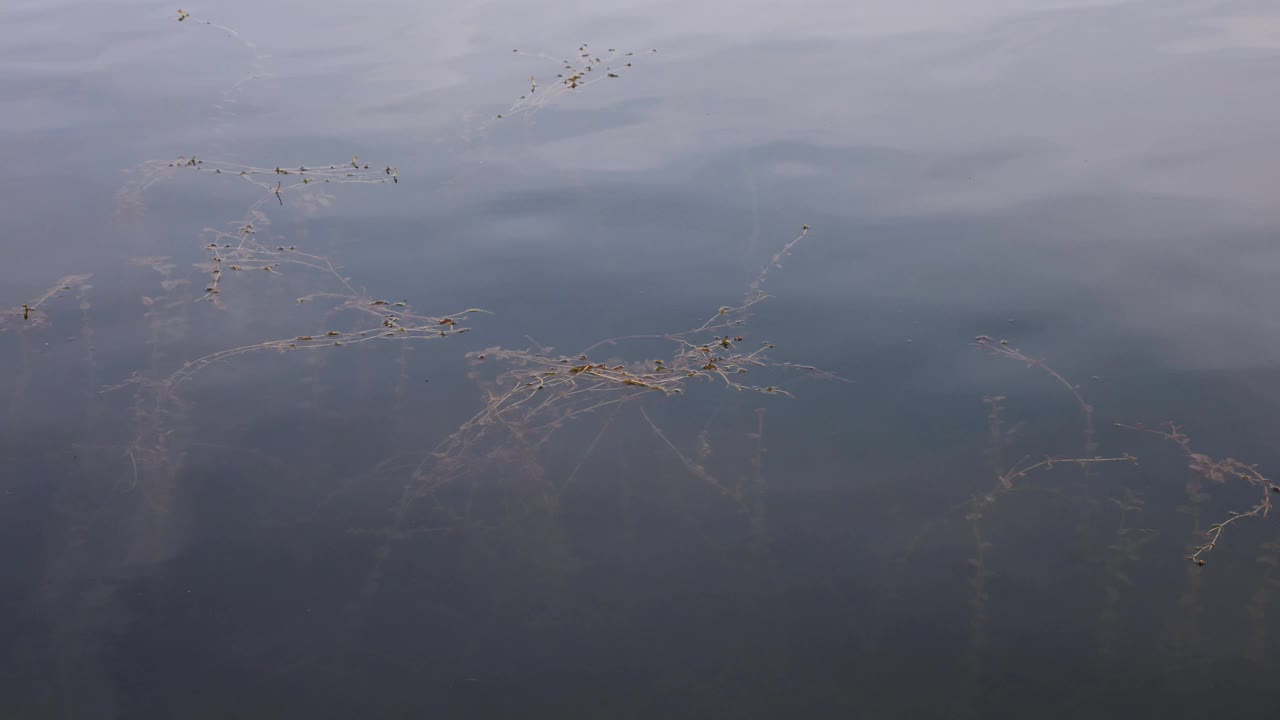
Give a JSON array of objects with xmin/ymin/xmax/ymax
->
[{"xmin": 5, "ymin": 0, "xmax": 1280, "ymax": 717}]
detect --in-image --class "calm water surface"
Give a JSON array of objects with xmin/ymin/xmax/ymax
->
[{"xmin": 4, "ymin": 0, "xmax": 1280, "ymax": 717}]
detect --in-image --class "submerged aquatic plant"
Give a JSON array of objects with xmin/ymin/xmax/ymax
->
[
  {"xmin": 171, "ymin": 8, "xmax": 270, "ymax": 130},
  {"xmin": 4, "ymin": 275, "xmax": 93, "ymax": 331},
  {"xmin": 974, "ymin": 336, "xmax": 1096, "ymax": 457},
  {"xmin": 1116, "ymin": 421, "xmax": 1280, "ymax": 566},
  {"xmin": 963, "ymin": 346, "xmax": 1136, "ymax": 682},
  {"xmin": 169, "ymin": 156, "xmax": 395, "ymax": 208},
  {"xmin": 499, "ymin": 44, "xmax": 650, "ymax": 121},
  {"xmin": 107, "ymin": 151, "xmax": 483, "ymax": 495},
  {"xmin": 350, "ymin": 226, "xmax": 847, "ymax": 601}
]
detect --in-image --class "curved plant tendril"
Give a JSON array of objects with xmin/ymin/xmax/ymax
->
[
  {"xmin": 974, "ymin": 335, "xmax": 1096, "ymax": 457},
  {"xmin": 1117, "ymin": 422, "xmax": 1280, "ymax": 566}
]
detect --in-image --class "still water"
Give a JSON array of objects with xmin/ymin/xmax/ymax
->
[{"xmin": 4, "ymin": 0, "xmax": 1280, "ymax": 716}]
